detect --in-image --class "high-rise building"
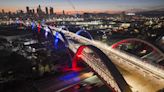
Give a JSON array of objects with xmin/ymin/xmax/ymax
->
[
  {"xmin": 120, "ymin": 11, "xmax": 126, "ymax": 20},
  {"xmin": 63, "ymin": 10, "xmax": 65, "ymax": 15},
  {"xmin": 2, "ymin": 9, "xmax": 5, "ymax": 14},
  {"xmin": 37, "ymin": 8, "xmax": 39, "ymax": 14},
  {"xmin": 26, "ymin": 6, "xmax": 30, "ymax": 14},
  {"xmin": 37, "ymin": 5, "xmax": 42, "ymax": 14},
  {"xmin": 38, "ymin": 5, "xmax": 41, "ymax": 10},
  {"xmin": 50, "ymin": 7, "xmax": 54, "ymax": 15},
  {"xmin": 45, "ymin": 7, "xmax": 48, "ymax": 15},
  {"xmin": 32, "ymin": 9, "xmax": 35, "ymax": 14}
]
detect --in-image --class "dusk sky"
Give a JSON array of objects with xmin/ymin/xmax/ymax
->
[{"xmin": 0, "ymin": 0, "xmax": 164, "ymax": 14}]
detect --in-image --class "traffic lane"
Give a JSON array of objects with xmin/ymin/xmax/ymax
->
[
  {"xmin": 35, "ymin": 70, "xmax": 93, "ymax": 92},
  {"xmin": 59, "ymin": 75, "xmax": 111, "ymax": 92},
  {"xmin": 114, "ymin": 59, "xmax": 164, "ymax": 92}
]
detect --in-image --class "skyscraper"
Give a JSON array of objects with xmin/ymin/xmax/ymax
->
[
  {"xmin": 2, "ymin": 9, "xmax": 5, "ymax": 14},
  {"xmin": 26, "ymin": 6, "xmax": 30, "ymax": 14},
  {"xmin": 63, "ymin": 10, "xmax": 65, "ymax": 15},
  {"xmin": 32, "ymin": 9, "xmax": 35, "ymax": 14},
  {"xmin": 50, "ymin": 7, "xmax": 54, "ymax": 15},
  {"xmin": 45, "ymin": 7, "xmax": 48, "ymax": 15},
  {"xmin": 37, "ymin": 5, "xmax": 42, "ymax": 14},
  {"xmin": 38, "ymin": 5, "xmax": 41, "ymax": 10}
]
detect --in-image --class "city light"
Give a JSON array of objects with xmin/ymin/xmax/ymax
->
[{"xmin": 0, "ymin": 1, "xmax": 164, "ymax": 92}]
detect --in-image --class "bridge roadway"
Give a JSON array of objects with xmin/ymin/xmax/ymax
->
[
  {"xmin": 69, "ymin": 42, "xmax": 164, "ymax": 92},
  {"xmin": 6, "ymin": 21, "xmax": 164, "ymax": 92},
  {"xmin": 50, "ymin": 27, "xmax": 164, "ymax": 92}
]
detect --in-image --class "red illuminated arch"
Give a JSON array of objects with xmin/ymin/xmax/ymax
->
[
  {"xmin": 72, "ymin": 45, "xmax": 86, "ymax": 69},
  {"xmin": 112, "ymin": 38, "xmax": 164, "ymax": 57},
  {"xmin": 37, "ymin": 24, "xmax": 41, "ymax": 33},
  {"xmin": 72, "ymin": 45, "xmax": 132, "ymax": 92}
]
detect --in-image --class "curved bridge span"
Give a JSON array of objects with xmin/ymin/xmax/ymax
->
[
  {"xmin": 15, "ymin": 22, "xmax": 164, "ymax": 92},
  {"xmin": 53, "ymin": 27, "xmax": 164, "ymax": 92},
  {"xmin": 72, "ymin": 45, "xmax": 132, "ymax": 92}
]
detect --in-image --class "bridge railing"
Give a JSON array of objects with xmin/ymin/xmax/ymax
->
[
  {"xmin": 108, "ymin": 48, "xmax": 164, "ymax": 79},
  {"xmin": 63, "ymin": 30, "xmax": 164, "ymax": 80},
  {"xmin": 63, "ymin": 29, "xmax": 164, "ymax": 79},
  {"xmin": 110, "ymin": 47, "xmax": 164, "ymax": 70},
  {"xmin": 90, "ymin": 40, "xmax": 164, "ymax": 80}
]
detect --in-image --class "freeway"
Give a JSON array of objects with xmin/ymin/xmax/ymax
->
[
  {"xmin": 57, "ymin": 75, "xmax": 110, "ymax": 92},
  {"xmin": 34, "ymin": 69, "xmax": 94, "ymax": 92}
]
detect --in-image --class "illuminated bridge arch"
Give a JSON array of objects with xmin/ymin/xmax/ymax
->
[
  {"xmin": 53, "ymin": 31, "xmax": 69, "ymax": 49},
  {"xmin": 36, "ymin": 25, "xmax": 55, "ymax": 43},
  {"xmin": 112, "ymin": 38, "xmax": 164, "ymax": 55},
  {"xmin": 33, "ymin": 24, "xmax": 69, "ymax": 50},
  {"xmin": 112, "ymin": 38, "xmax": 164, "ymax": 66},
  {"xmin": 59, "ymin": 26, "xmax": 69, "ymax": 31},
  {"xmin": 76, "ymin": 29, "xmax": 93, "ymax": 40},
  {"xmin": 72, "ymin": 45, "xmax": 132, "ymax": 92}
]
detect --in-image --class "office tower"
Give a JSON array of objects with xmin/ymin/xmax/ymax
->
[
  {"xmin": 37, "ymin": 5, "xmax": 42, "ymax": 14},
  {"xmin": 32, "ymin": 9, "xmax": 35, "ymax": 14},
  {"xmin": 45, "ymin": 7, "xmax": 48, "ymax": 15},
  {"xmin": 63, "ymin": 10, "xmax": 65, "ymax": 15},
  {"xmin": 2, "ymin": 9, "xmax": 5, "ymax": 14},
  {"xmin": 50, "ymin": 7, "xmax": 54, "ymax": 15},
  {"xmin": 26, "ymin": 6, "xmax": 30, "ymax": 14}
]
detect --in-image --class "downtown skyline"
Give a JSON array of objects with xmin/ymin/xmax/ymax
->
[{"xmin": 0, "ymin": 0, "xmax": 164, "ymax": 14}]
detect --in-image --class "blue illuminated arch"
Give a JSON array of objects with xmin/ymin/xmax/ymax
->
[
  {"xmin": 60, "ymin": 26, "xmax": 69, "ymax": 31},
  {"xmin": 16, "ymin": 20, "xmax": 19, "ymax": 24},
  {"xmin": 53, "ymin": 31, "xmax": 69, "ymax": 49},
  {"xmin": 54, "ymin": 32, "xmax": 59, "ymax": 49},
  {"xmin": 76, "ymin": 29, "xmax": 93, "ymax": 40},
  {"xmin": 31, "ymin": 22, "xmax": 36, "ymax": 30},
  {"xmin": 53, "ymin": 31, "xmax": 72, "ymax": 67},
  {"xmin": 43, "ymin": 26, "xmax": 51, "ymax": 38}
]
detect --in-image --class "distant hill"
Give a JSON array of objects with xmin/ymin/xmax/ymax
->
[
  {"xmin": 136, "ymin": 8, "xmax": 164, "ymax": 16},
  {"xmin": 150, "ymin": 7, "xmax": 164, "ymax": 12}
]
